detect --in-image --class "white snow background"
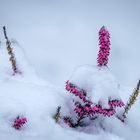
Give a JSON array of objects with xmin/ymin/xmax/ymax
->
[{"xmin": 0, "ymin": 0, "xmax": 140, "ymax": 140}]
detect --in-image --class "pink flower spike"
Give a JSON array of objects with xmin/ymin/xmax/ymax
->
[{"xmin": 97, "ymin": 26, "xmax": 110, "ymax": 67}]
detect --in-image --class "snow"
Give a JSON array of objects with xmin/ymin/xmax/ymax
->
[
  {"xmin": 0, "ymin": 44, "xmax": 65, "ymax": 139},
  {"xmin": 0, "ymin": 43, "xmax": 140, "ymax": 140},
  {"xmin": 0, "ymin": 17, "xmax": 139, "ymax": 140},
  {"xmin": 0, "ymin": 2, "xmax": 139, "ymax": 140},
  {"xmin": 69, "ymin": 65, "xmax": 120, "ymax": 108}
]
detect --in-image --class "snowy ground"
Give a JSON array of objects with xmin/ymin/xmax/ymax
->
[
  {"xmin": 0, "ymin": 1, "xmax": 140, "ymax": 139},
  {"xmin": 0, "ymin": 43, "xmax": 140, "ymax": 140}
]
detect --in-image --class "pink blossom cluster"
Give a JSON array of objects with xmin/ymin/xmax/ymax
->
[
  {"xmin": 109, "ymin": 100, "xmax": 124, "ymax": 107},
  {"xmin": 85, "ymin": 104, "xmax": 115, "ymax": 117},
  {"xmin": 74, "ymin": 102, "xmax": 115, "ymax": 117},
  {"xmin": 13, "ymin": 116, "xmax": 27, "ymax": 130},
  {"xmin": 66, "ymin": 81, "xmax": 90, "ymax": 103},
  {"xmin": 74, "ymin": 103, "xmax": 86, "ymax": 117},
  {"xmin": 66, "ymin": 81, "xmax": 124, "ymax": 119},
  {"xmin": 97, "ymin": 26, "xmax": 110, "ymax": 66}
]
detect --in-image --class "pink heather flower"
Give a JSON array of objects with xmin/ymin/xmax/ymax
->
[
  {"xmin": 13, "ymin": 116, "xmax": 27, "ymax": 130},
  {"xmin": 97, "ymin": 26, "xmax": 110, "ymax": 66},
  {"xmin": 109, "ymin": 100, "xmax": 124, "ymax": 107},
  {"xmin": 66, "ymin": 81, "xmax": 124, "ymax": 117},
  {"xmin": 64, "ymin": 81, "xmax": 125, "ymax": 127},
  {"xmin": 66, "ymin": 81, "xmax": 88, "ymax": 103}
]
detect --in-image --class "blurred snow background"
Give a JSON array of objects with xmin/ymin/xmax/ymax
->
[{"xmin": 0, "ymin": 0, "xmax": 140, "ymax": 87}]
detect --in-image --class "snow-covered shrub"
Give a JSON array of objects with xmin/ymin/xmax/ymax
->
[
  {"xmin": 63, "ymin": 66, "xmax": 124, "ymax": 128},
  {"xmin": 55, "ymin": 26, "xmax": 125, "ymax": 129}
]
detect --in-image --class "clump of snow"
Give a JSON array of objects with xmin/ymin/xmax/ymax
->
[{"xmin": 69, "ymin": 65, "xmax": 121, "ymax": 108}]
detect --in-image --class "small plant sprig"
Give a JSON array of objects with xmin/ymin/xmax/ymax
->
[
  {"xmin": 123, "ymin": 79, "xmax": 140, "ymax": 118},
  {"xmin": 53, "ymin": 106, "xmax": 61, "ymax": 123},
  {"xmin": 3, "ymin": 26, "xmax": 21, "ymax": 75},
  {"xmin": 12, "ymin": 116, "xmax": 27, "ymax": 130}
]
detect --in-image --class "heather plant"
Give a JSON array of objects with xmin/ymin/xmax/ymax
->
[
  {"xmin": 54, "ymin": 26, "xmax": 126, "ymax": 129},
  {"xmin": 12, "ymin": 116, "xmax": 27, "ymax": 130},
  {"xmin": 63, "ymin": 80, "xmax": 124, "ymax": 128},
  {"xmin": 97, "ymin": 26, "xmax": 110, "ymax": 67}
]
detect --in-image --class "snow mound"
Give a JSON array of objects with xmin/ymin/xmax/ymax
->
[
  {"xmin": 0, "ymin": 42, "xmax": 66, "ymax": 139},
  {"xmin": 0, "ymin": 41, "xmax": 51, "ymax": 86},
  {"xmin": 69, "ymin": 65, "xmax": 121, "ymax": 108}
]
